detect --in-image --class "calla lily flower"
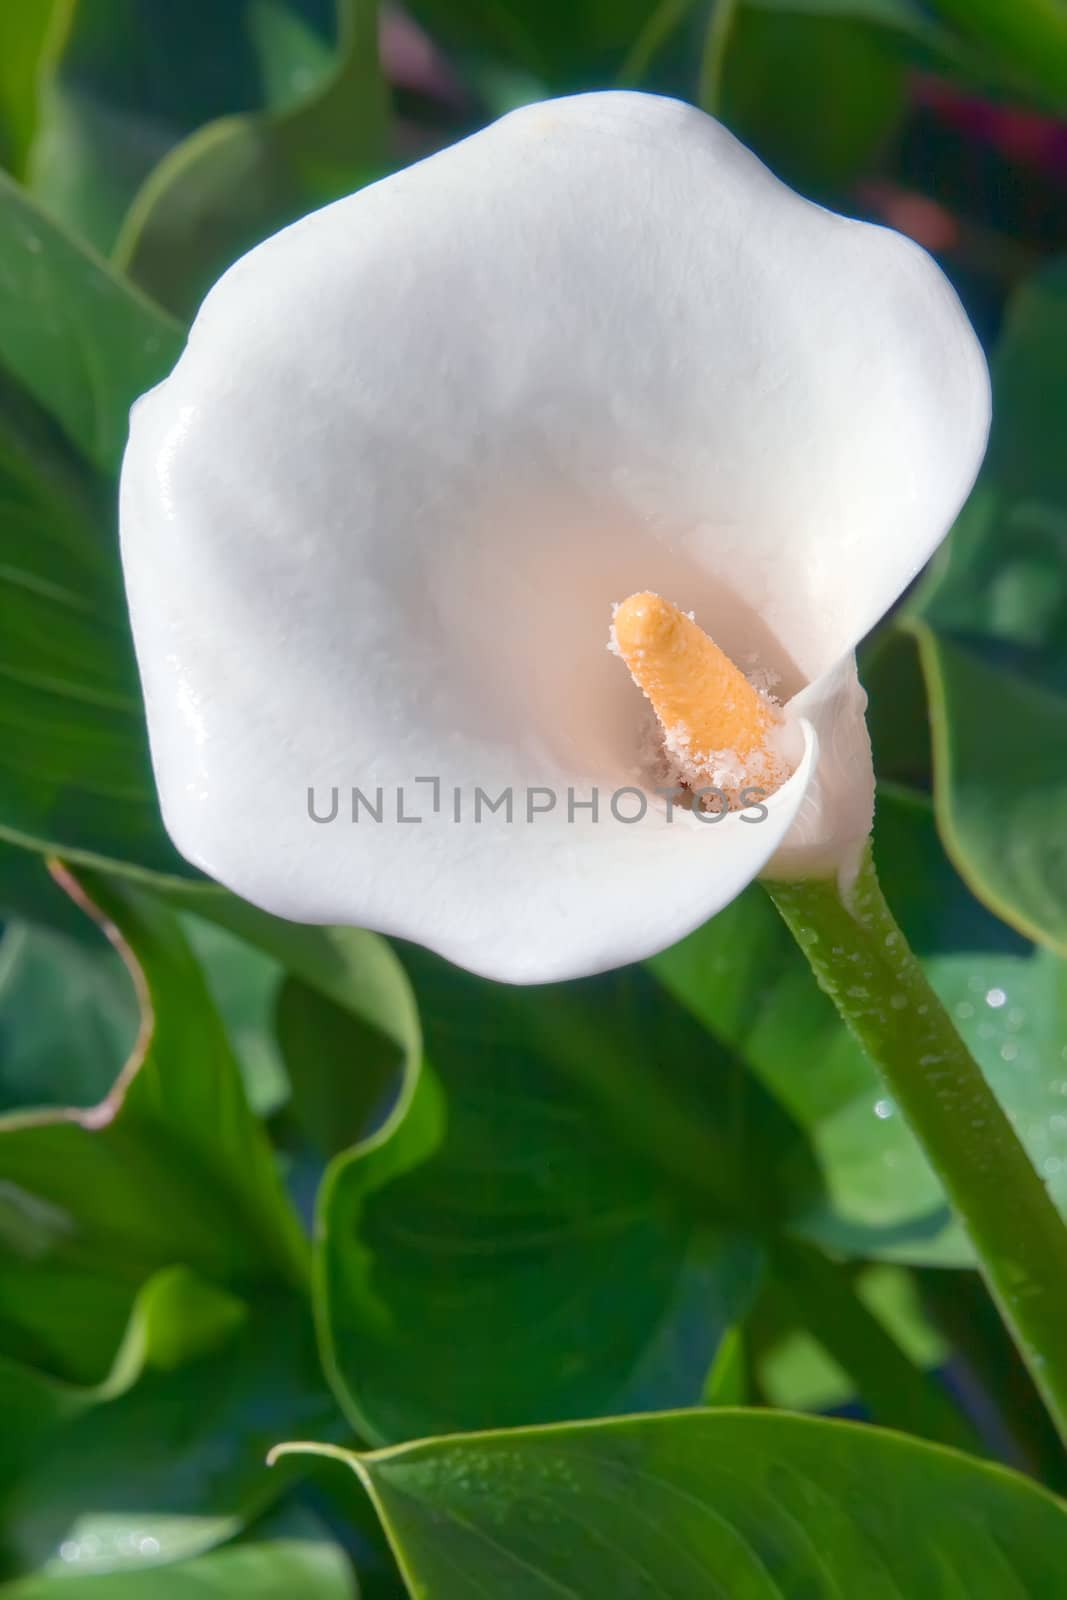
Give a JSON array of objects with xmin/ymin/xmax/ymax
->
[{"xmin": 120, "ymin": 92, "xmax": 989, "ymax": 984}]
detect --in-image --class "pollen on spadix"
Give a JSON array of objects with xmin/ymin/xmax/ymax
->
[{"xmin": 609, "ymin": 592, "xmax": 790, "ymax": 807}]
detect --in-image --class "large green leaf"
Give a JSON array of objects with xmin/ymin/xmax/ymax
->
[
  {"xmin": 917, "ymin": 631, "xmax": 1067, "ymax": 953},
  {"xmin": 314, "ymin": 947, "xmax": 817, "ymax": 1443},
  {"xmin": 0, "ymin": 169, "xmax": 181, "ymax": 474},
  {"xmin": 182, "ymin": 917, "xmax": 290, "ymax": 1118},
  {"xmin": 0, "ymin": 869, "xmax": 307, "ymax": 1384},
  {"xmin": 755, "ymin": 1243, "xmax": 977, "ymax": 1451},
  {"xmin": 913, "ymin": 257, "xmax": 1067, "ymax": 954},
  {"xmin": 278, "ymin": 1411, "xmax": 1067, "ymax": 1595},
  {"xmin": 115, "ymin": 0, "xmax": 388, "ymax": 320},
  {"xmin": 0, "ymin": 1265, "xmax": 245, "ymax": 1508},
  {"xmin": 167, "ymin": 883, "xmax": 421, "ymax": 1062},
  {"xmin": 859, "ymin": 624, "xmax": 931, "ymax": 790},
  {"xmin": 0, "ymin": 168, "xmax": 185, "ymax": 880},
  {"xmin": 653, "ymin": 788, "xmax": 1067, "ymax": 1266},
  {"xmin": 751, "ymin": 1259, "xmax": 949, "ymax": 1414},
  {"xmin": 28, "ymin": 0, "xmax": 342, "ymax": 254},
  {"xmin": 0, "ymin": 918, "xmax": 137, "ymax": 1115},
  {"xmin": 0, "ymin": 841, "xmax": 104, "ymax": 942},
  {"xmin": 407, "ymin": 0, "xmax": 669, "ymax": 88},
  {"xmin": 0, "ymin": 90, "xmax": 182, "ymax": 889},
  {"xmin": 925, "ymin": 0, "xmax": 1067, "ymax": 108},
  {"xmin": 0, "ymin": 906, "xmax": 288, "ymax": 1123},
  {"xmin": 168, "ymin": 885, "xmax": 421, "ymax": 1139},
  {"xmin": 625, "ymin": 2, "xmax": 1041, "ymax": 137},
  {"xmin": 2, "ymin": 1510, "xmax": 356, "ymax": 1599},
  {"xmin": 0, "ymin": 182, "xmax": 181, "ymax": 877},
  {"xmin": 275, "ymin": 975, "xmax": 406, "ymax": 1156},
  {"xmin": 742, "ymin": 0, "xmax": 938, "ymax": 23},
  {"xmin": 716, "ymin": 8, "xmax": 908, "ymax": 193},
  {"xmin": 0, "ymin": 386, "xmax": 191, "ymax": 878},
  {"xmin": 0, "ymin": 3, "xmax": 58, "ymax": 177},
  {"xmin": 0, "ymin": 1298, "xmax": 338, "ymax": 1580}
]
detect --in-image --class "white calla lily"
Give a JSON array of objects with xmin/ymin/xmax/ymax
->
[{"xmin": 120, "ymin": 91, "xmax": 989, "ymax": 984}]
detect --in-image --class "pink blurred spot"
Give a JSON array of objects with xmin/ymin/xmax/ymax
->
[{"xmin": 861, "ymin": 181, "xmax": 961, "ymax": 254}]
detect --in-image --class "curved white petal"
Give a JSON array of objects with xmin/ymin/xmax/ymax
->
[
  {"xmin": 120, "ymin": 90, "xmax": 988, "ymax": 981},
  {"xmin": 765, "ymin": 654, "xmax": 875, "ymax": 887}
]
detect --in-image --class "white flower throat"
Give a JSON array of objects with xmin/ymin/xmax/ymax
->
[{"xmin": 609, "ymin": 592, "xmax": 792, "ymax": 810}]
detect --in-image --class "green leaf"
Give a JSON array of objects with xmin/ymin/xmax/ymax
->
[
  {"xmin": 652, "ymin": 842, "xmax": 958, "ymax": 1264},
  {"xmin": 752, "ymin": 1261, "xmax": 949, "ymax": 1415},
  {"xmin": 742, "ymin": 0, "xmax": 936, "ymax": 25},
  {"xmin": 0, "ymin": 169, "xmax": 182, "ymax": 474},
  {"xmin": 115, "ymin": 0, "xmax": 388, "ymax": 320},
  {"xmin": 716, "ymin": 8, "xmax": 908, "ymax": 193},
  {"xmin": 0, "ymin": 1303, "xmax": 341, "ymax": 1579},
  {"xmin": 170, "ymin": 884, "xmax": 421, "ymax": 1054},
  {"xmin": 925, "ymin": 0, "xmax": 1067, "ymax": 109},
  {"xmin": 276, "ymin": 975, "xmax": 406, "ymax": 1155},
  {"xmin": 27, "ymin": 0, "xmax": 342, "ymax": 254},
  {"xmin": 0, "ymin": 1266, "xmax": 245, "ymax": 1504},
  {"xmin": 315, "ymin": 947, "xmax": 814, "ymax": 1442},
  {"xmin": 0, "ymin": 918, "xmax": 137, "ymax": 1115},
  {"xmin": 0, "ymin": 382, "xmax": 192, "ymax": 879},
  {"xmin": 918, "ymin": 1266, "xmax": 1067, "ymax": 1493},
  {"xmin": 913, "ymin": 257, "xmax": 1067, "ymax": 954},
  {"xmin": 1, "ymin": 1509, "xmax": 356, "ymax": 1598},
  {"xmin": 0, "ymin": 841, "xmax": 102, "ymax": 941},
  {"xmin": 860, "ymin": 624, "xmax": 931, "ymax": 790},
  {"xmin": 917, "ymin": 632, "xmax": 1067, "ymax": 953},
  {"xmin": 702, "ymin": 1324, "xmax": 748, "ymax": 1405},
  {"xmin": 0, "ymin": 868, "xmax": 307, "ymax": 1384},
  {"xmin": 767, "ymin": 1242, "xmax": 979, "ymax": 1452},
  {"xmin": 653, "ymin": 788, "xmax": 1067, "ymax": 1266},
  {"xmin": 183, "ymin": 917, "xmax": 290, "ymax": 1118},
  {"xmin": 169, "ymin": 884, "xmax": 421, "ymax": 1138},
  {"xmin": 278, "ymin": 1411, "xmax": 1067, "ymax": 1595},
  {"xmin": 407, "ymin": 0, "xmax": 671, "ymax": 89},
  {"xmin": 0, "ymin": 3, "xmax": 58, "ymax": 177}
]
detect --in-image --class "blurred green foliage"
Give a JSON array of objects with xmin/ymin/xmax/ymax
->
[{"xmin": 1, "ymin": 0, "xmax": 1066, "ymax": 1593}]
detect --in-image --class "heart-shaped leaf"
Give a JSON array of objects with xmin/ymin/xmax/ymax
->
[
  {"xmin": 276, "ymin": 1410, "xmax": 1067, "ymax": 1596},
  {"xmin": 313, "ymin": 946, "xmax": 820, "ymax": 1442}
]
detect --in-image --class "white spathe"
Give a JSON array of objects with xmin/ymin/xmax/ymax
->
[{"xmin": 120, "ymin": 91, "xmax": 990, "ymax": 984}]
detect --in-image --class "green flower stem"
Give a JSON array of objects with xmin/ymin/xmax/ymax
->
[{"xmin": 766, "ymin": 846, "xmax": 1067, "ymax": 1448}]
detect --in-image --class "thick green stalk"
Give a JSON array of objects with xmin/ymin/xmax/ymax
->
[{"xmin": 766, "ymin": 847, "xmax": 1067, "ymax": 1448}]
